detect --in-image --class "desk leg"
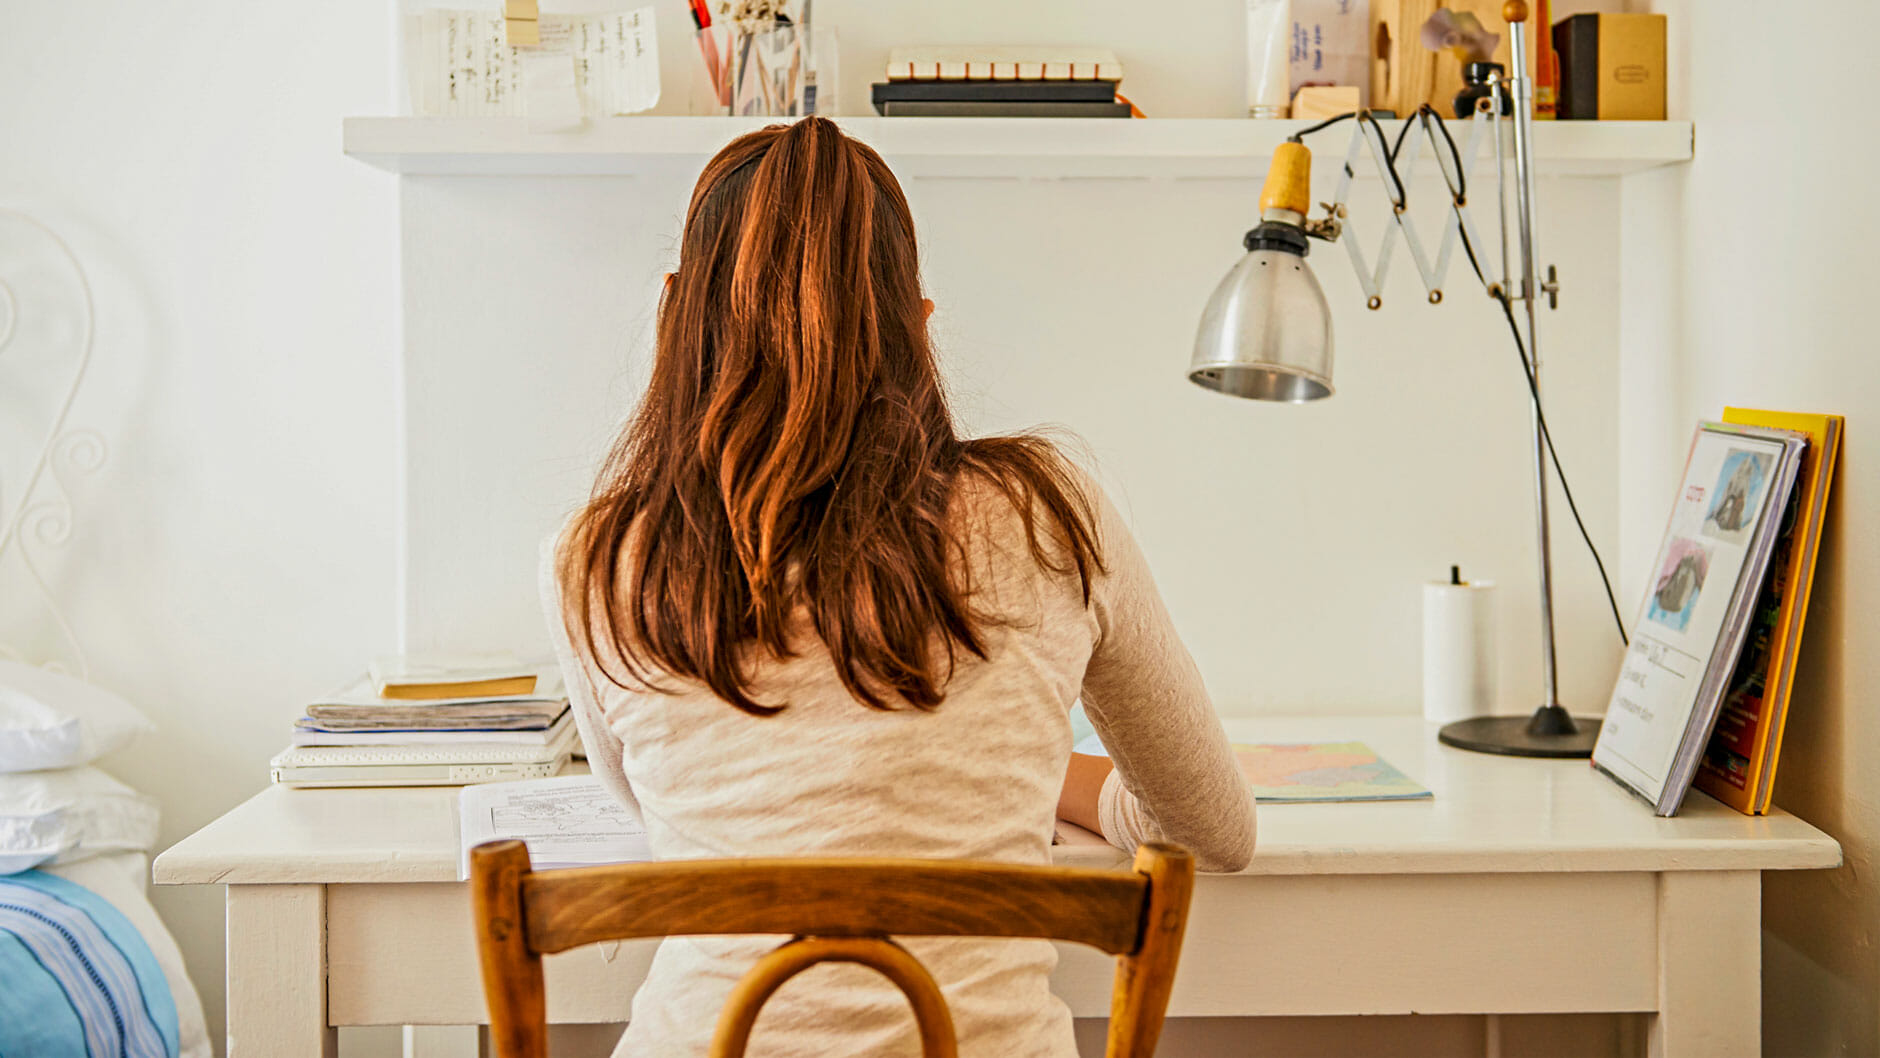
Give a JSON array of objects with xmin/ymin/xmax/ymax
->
[
  {"xmin": 226, "ymin": 884, "xmax": 337, "ymax": 1058},
  {"xmin": 1651, "ymin": 870, "xmax": 1758, "ymax": 1058}
]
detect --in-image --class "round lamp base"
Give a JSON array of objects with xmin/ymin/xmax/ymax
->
[{"xmin": 1438, "ymin": 707, "xmax": 1601, "ymax": 759}]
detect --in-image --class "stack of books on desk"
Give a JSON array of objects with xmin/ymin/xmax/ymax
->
[
  {"xmin": 271, "ymin": 655, "xmax": 577, "ymax": 788},
  {"xmin": 873, "ymin": 47, "xmax": 1133, "ymax": 118}
]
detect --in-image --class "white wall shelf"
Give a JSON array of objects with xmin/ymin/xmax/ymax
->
[{"xmin": 344, "ymin": 116, "xmax": 1693, "ymax": 180}]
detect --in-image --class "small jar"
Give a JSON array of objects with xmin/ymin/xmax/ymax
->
[{"xmin": 1453, "ymin": 61, "xmax": 1515, "ymax": 119}]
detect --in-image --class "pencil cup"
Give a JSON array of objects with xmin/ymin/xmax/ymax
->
[
  {"xmin": 691, "ymin": 22, "xmax": 835, "ymax": 117},
  {"xmin": 1422, "ymin": 577, "xmax": 1497, "ymax": 724}
]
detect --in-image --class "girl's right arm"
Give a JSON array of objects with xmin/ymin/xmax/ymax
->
[{"xmin": 1076, "ymin": 481, "xmax": 1256, "ymax": 873}]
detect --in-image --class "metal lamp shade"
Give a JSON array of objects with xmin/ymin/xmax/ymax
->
[{"xmin": 1188, "ymin": 248, "xmax": 1335, "ymax": 403}]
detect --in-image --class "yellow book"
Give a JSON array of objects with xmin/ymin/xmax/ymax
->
[
  {"xmin": 377, "ymin": 676, "xmax": 539, "ymax": 701},
  {"xmin": 370, "ymin": 654, "xmax": 540, "ymax": 702},
  {"xmin": 1693, "ymin": 408, "xmax": 1842, "ymax": 814}
]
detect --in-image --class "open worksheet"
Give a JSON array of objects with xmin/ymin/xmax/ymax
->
[{"xmin": 458, "ymin": 774, "xmax": 652, "ymax": 877}]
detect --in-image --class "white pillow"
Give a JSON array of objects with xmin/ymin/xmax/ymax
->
[
  {"xmin": 0, "ymin": 659, "xmax": 154, "ymax": 771},
  {"xmin": 0, "ymin": 766, "xmax": 160, "ymax": 874},
  {"xmin": 42, "ymin": 852, "xmax": 212, "ymax": 1058}
]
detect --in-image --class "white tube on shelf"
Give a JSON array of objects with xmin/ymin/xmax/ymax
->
[
  {"xmin": 1246, "ymin": 0, "xmax": 1291, "ymax": 118},
  {"xmin": 1422, "ymin": 577, "xmax": 1498, "ymax": 724}
]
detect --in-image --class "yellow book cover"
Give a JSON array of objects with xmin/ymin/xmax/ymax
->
[
  {"xmin": 1693, "ymin": 408, "xmax": 1842, "ymax": 814},
  {"xmin": 369, "ymin": 653, "xmax": 540, "ymax": 701}
]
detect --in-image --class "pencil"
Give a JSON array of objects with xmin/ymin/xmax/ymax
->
[{"xmin": 688, "ymin": 0, "xmax": 727, "ymax": 107}]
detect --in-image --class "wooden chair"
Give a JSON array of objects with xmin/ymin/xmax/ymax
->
[{"xmin": 469, "ymin": 839, "xmax": 1195, "ymax": 1058}]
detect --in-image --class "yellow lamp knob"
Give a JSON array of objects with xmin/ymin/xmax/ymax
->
[{"xmin": 1259, "ymin": 141, "xmax": 1312, "ymax": 217}]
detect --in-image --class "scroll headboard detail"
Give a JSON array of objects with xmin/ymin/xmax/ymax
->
[{"xmin": 0, "ymin": 209, "xmax": 106, "ymax": 677}]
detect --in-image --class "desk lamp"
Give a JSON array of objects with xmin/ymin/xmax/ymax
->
[{"xmin": 1190, "ymin": 2, "xmax": 1609, "ymax": 758}]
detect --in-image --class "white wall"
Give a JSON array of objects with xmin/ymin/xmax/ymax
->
[
  {"xmin": 402, "ymin": 167, "xmax": 1629, "ymax": 719},
  {"xmin": 0, "ymin": 1, "xmax": 402, "ymax": 1050},
  {"xmin": 402, "ymin": 4, "xmax": 1636, "ymax": 719},
  {"xmin": 1622, "ymin": 2, "xmax": 1880, "ymax": 1052}
]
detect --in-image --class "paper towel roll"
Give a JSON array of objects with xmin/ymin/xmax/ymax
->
[{"xmin": 1422, "ymin": 578, "xmax": 1497, "ymax": 724}]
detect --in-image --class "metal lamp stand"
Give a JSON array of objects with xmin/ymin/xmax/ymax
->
[{"xmin": 1437, "ymin": 2, "xmax": 1601, "ymax": 758}]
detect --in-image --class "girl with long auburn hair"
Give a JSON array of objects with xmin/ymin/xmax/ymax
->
[{"xmin": 545, "ymin": 117, "xmax": 1255, "ymax": 1058}]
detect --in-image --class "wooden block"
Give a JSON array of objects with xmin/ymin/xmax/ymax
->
[
  {"xmin": 1371, "ymin": 0, "xmax": 1443, "ymax": 115},
  {"xmin": 1290, "ymin": 86, "xmax": 1363, "ymax": 123}
]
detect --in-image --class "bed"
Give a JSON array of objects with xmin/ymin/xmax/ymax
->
[
  {"xmin": 1, "ymin": 857, "xmax": 202, "ymax": 1057},
  {"xmin": 0, "ymin": 209, "xmax": 211, "ymax": 1057}
]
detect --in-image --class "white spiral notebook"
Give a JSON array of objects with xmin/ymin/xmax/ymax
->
[{"xmin": 269, "ymin": 722, "xmax": 577, "ymax": 788}]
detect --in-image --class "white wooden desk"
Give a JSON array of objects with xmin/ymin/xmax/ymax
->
[{"xmin": 155, "ymin": 716, "xmax": 1839, "ymax": 1057}]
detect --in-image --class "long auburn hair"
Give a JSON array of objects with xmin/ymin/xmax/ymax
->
[{"xmin": 559, "ymin": 117, "xmax": 1102, "ymax": 716}]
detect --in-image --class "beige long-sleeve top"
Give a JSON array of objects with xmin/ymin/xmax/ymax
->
[{"xmin": 540, "ymin": 467, "xmax": 1257, "ymax": 1058}]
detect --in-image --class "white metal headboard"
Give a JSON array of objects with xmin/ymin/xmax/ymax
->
[{"xmin": 0, "ymin": 209, "xmax": 106, "ymax": 676}]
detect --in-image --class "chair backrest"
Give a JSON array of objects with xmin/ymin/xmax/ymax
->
[{"xmin": 470, "ymin": 840, "xmax": 1195, "ymax": 1058}]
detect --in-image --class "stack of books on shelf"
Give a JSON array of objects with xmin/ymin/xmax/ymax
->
[
  {"xmin": 270, "ymin": 655, "xmax": 577, "ymax": 788},
  {"xmin": 873, "ymin": 47, "xmax": 1134, "ymax": 118}
]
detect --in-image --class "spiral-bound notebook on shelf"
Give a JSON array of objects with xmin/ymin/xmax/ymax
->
[{"xmin": 884, "ymin": 47, "xmax": 1124, "ymax": 82}]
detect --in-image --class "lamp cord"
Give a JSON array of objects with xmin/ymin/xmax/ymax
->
[
  {"xmin": 1296, "ymin": 107, "xmax": 1631, "ymax": 648},
  {"xmin": 1418, "ymin": 107, "xmax": 1632, "ymax": 648},
  {"xmin": 1486, "ymin": 292, "xmax": 1631, "ymax": 648},
  {"xmin": 1288, "ymin": 112, "xmax": 1358, "ymax": 142}
]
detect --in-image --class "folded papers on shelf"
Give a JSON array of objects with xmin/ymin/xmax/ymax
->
[
  {"xmin": 291, "ymin": 708, "xmax": 574, "ymax": 747},
  {"xmin": 300, "ymin": 700, "xmax": 568, "ymax": 731}
]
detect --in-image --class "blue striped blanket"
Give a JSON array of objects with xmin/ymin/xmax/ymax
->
[{"xmin": 0, "ymin": 870, "xmax": 179, "ymax": 1058}]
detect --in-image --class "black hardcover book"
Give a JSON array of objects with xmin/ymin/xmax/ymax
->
[
  {"xmin": 1552, "ymin": 15, "xmax": 1602, "ymax": 120},
  {"xmin": 871, "ymin": 80, "xmax": 1119, "ymax": 105},
  {"xmin": 876, "ymin": 100, "xmax": 1131, "ymax": 118}
]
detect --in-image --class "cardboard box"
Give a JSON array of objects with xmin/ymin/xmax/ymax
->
[{"xmin": 1552, "ymin": 13, "xmax": 1667, "ymax": 120}]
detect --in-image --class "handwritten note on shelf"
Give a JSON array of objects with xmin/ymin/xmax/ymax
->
[
  {"xmin": 459, "ymin": 774, "xmax": 652, "ymax": 878},
  {"xmin": 413, "ymin": 8, "xmax": 660, "ymax": 119}
]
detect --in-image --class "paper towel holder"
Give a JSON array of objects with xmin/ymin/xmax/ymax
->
[{"xmin": 1437, "ymin": 558, "xmax": 1583, "ymax": 755}]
